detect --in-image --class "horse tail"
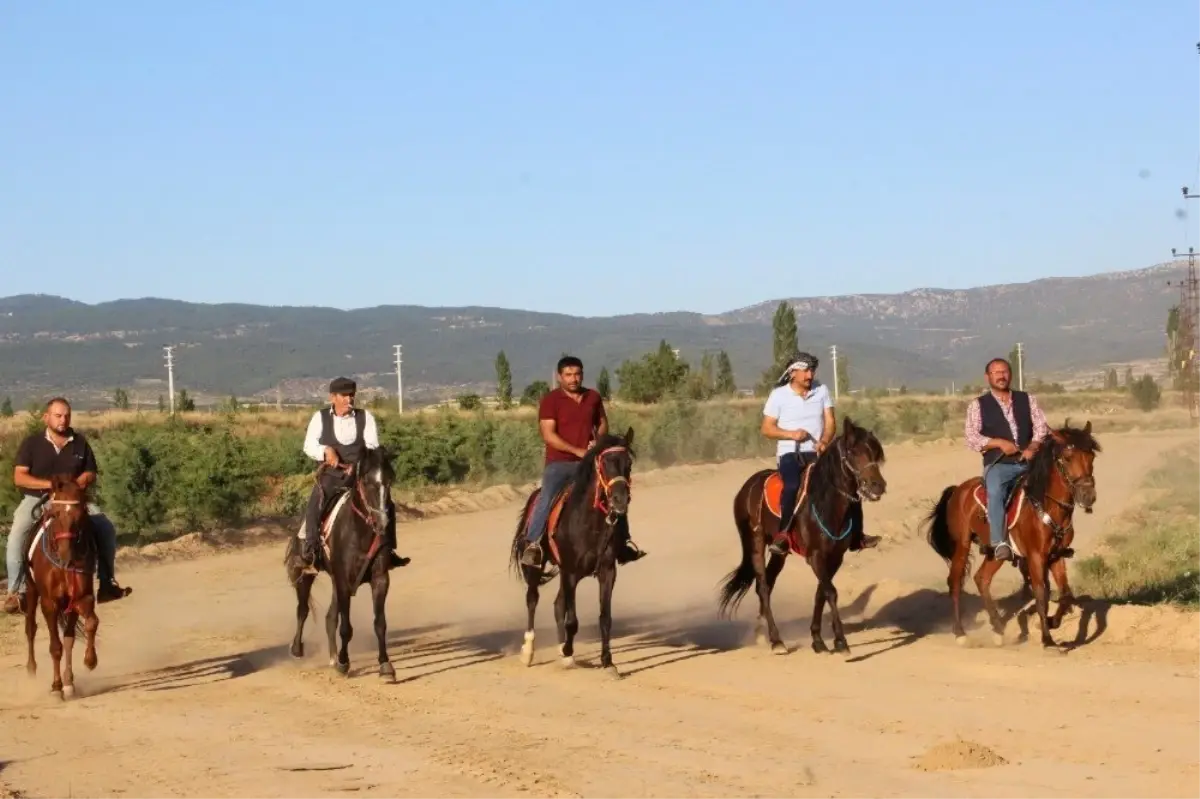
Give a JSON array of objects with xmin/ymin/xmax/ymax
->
[
  {"xmin": 923, "ymin": 485, "xmax": 958, "ymax": 564},
  {"xmin": 717, "ymin": 482, "xmax": 760, "ymax": 618}
]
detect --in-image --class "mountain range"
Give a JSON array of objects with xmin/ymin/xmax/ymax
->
[{"xmin": 0, "ymin": 261, "xmax": 1185, "ymax": 408}]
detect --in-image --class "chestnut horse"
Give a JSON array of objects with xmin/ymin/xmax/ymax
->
[
  {"xmin": 922, "ymin": 420, "xmax": 1100, "ymax": 648},
  {"xmin": 717, "ymin": 418, "xmax": 887, "ymax": 655},
  {"xmin": 23, "ymin": 476, "xmax": 100, "ymax": 699},
  {"xmin": 508, "ymin": 429, "xmax": 635, "ymax": 678}
]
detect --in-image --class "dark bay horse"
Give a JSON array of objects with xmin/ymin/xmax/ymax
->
[
  {"xmin": 24, "ymin": 476, "xmax": 100, "ymax": 699},
  {"xmin": 285, "ymin": 446, "xmax": 398, "ymax": 680},
  {"xmin": 508, "ymin": 429, "xmax": 635, "ymax": 678},
  {"xmin": 718, "ymin": 418, "xmax": 887, "ymax": 655},
  {"xmin": 922, "ymin": 420, "xmax": 1100, "ymax": 648}
]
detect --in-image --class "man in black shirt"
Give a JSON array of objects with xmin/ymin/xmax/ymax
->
[{"xmin": 4, "ymin": 397, "xmax": 132, "ymax": 613}]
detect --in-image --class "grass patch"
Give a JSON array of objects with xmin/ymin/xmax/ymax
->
[{"xmin": 1076, "ymin": 443, "xmax": 1200, "ymax": 608}]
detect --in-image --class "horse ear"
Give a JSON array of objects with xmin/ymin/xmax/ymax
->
[
  {"xmin": 842, "ymin": 415, "xmax": 857, "ymax": 438},
  {"xmin": 1083, "ymin": 420, "xmax": 1092, "ymax": 435},
  {"xmin": 624, "ymin": 426, "xmax": 635, "ymax": 446},
  {"xmin": 1049, "ymin": 428, "xmax": 1066, "ymax": 444}
]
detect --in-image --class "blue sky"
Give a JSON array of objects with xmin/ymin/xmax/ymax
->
[{"xmin": 2, "ymin": 1, "xmax": 1197, "ymax": 316}]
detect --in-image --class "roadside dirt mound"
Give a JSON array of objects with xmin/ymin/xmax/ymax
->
[{"xmin": 912, "ymin": 740, "xmax": 1008, "ymax": 771}]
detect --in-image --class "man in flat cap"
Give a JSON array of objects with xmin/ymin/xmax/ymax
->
[{"xmin": 298, "ymin": 376, "xmax": 409, "ymax": 573}]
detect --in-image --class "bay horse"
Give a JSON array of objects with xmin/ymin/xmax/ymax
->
[
  {"xmin": 717, "ymin": 417, "xmax": 887, "ymax": 655},
  {"xmin": 284, "ymin": 446, "xmax": 398, "ymax": 680},
  {"xmin": 508, "ymin": 429, "xmax": 635, "ymax": 678},
  {"xmin": 922, "ymin": 420, "xmax": 1100, "ymax": 648},
  {"xmin": 24, "ymin": 476, "xmax": 100, "ymax": 700}
]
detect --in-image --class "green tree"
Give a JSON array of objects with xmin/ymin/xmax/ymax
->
[
  {"xmin": 494, "ymin": 350, "xmax": 513, "ymax": 409},
  {"xmin": 157, "ymin": 394, "xmax": 166, "ymax": 413},
  {"xmin": 457, "ymin": 393, "xmax": 482, "ymax": 411},
  {"xmin": 113, "ymin": 387, "xmax": 130, "ymax": 410},
  {"xmin": 176, "ymin": 389, "xmax": 196, "ymax": 412},
  {"xmin": 836, "ymin": 352, "xmax": 850, "ymax": 397},
  {"xmin": 520, "ymin": 380, "xmax": 551, "ymax": 407},
  {"xmin": 596, "ymin": 366, "xmax": 611, "ymax": 400},
  {"xmin": 1123, "ymin": 366, "xmax": 1134, "ymax": 389},
  {"xmin": 1130, "ymin": 374, "xmax": 1162, "ymax": 411},
  {"xmin": 757, "ymin": 302, "xmax": 799, "ymax": 394},
  {"xmin": 715, "ymin": 350, "xmax": 737, "ymax": 395},
  {"xmin": 617, "ymin": 340, "xmax": 689, "ymax": 403},
  {"xmin": 0, "ymin": 397, "xmax": 12, "ymax": 418},
  {"xmin": 1104, "ymin": 368, "xmax": 1119, "ymax": 391}
]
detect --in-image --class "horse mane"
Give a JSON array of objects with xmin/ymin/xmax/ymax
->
[
  {"xmin": 562, "ymin": 432, "xmax": 635, "ymax": 516},
  {"xmin": 1024, "ymin": 419, "xmax": 1101, "ymax": 503},
  {"xmin": 806, "ymin": 421, "xmax": 884, "ymax": 523}
]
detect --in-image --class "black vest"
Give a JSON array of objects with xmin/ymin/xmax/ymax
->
[
  {"xmin": 318, "ymin": 407, "xmax": 367, "ymax": 465},
  {"xmin": 978, "ymin": 391, "xmax": 1033, "ymax": 466}
]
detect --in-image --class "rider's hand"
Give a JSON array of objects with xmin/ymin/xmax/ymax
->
[
  {"xmin": 993, "ymin": 440, "xmax": 1019, "ymax": 456},
  {"xmin": 1019, "ymin": 446, "xmax": 1037, "ymax": 461},
  {"xmin": 815, "ymin": 440, "xmax": 827, "ymax": 456},
  {"xmin": 323, "ymin": 447, "xmax": 340, "ymax": 468},
  {"xmin": 792, "ymin": 429, "xmax": 810, "ymax": 442}
]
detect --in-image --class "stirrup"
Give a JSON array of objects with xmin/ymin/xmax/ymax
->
[
  {"xmin": 768, "ymin": 536, "xmax": 790, "ymax": 555},
  {"xmin": 521, "ymin": 542, "xmax": 543, "ymax": 566}
]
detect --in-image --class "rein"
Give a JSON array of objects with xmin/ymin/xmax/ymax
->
[
  {"xmin": 591, "ymin": 445, "xmax": 632, "ymax": 525},
  {"xmin": 1028, "ymin": 448, "xmax": 1091, "ymax": 545}
]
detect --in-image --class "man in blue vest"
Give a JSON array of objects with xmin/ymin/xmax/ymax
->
[
  {"xmin": 298, "ymin": 377, "xmax": 409, "ymax": 574},
  {"xmin": 963, "ymin": 357, "xmax": 1050, "ymax": 561}
]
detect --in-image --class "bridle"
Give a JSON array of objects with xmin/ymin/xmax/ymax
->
[
  {"xmin": 41, "ymin": 493, "xmax": 85, "ymax": 543},
  {"xmin": 1028, "ymin": 442, "xmax": 1096, "ymax": 544},
  {"xmin": 834, "ymin": 437, "xmax": 882, "ymax": 502},
  {"xmin": 592, "ymin": 445, "xmax": 632, "ymax": 526}
]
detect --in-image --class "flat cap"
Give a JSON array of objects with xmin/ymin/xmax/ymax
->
[{"xmin": 328, "ymin": 376, "xmax": 357, "ymax": 394}]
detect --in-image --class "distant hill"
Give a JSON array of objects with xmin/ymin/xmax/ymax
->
[{"xmin": 0, "ymin": 262, "xmax": 1185, "ymax": 408}]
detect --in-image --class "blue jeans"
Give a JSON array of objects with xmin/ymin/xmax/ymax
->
[
  {"xmin": 983, "ymin": 461, "xmax": 1027, "ymax": 547},
  {"xmin": 6, "ymin": 495, "xmax": 119, "ymax": 594},
  {"xmin": 526, "ymin": 462, "xmax": 579, "ymax": 544}
]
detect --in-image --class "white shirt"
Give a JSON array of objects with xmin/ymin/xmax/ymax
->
[
  {"xmin": 762, "ymin": 381, "xmax": 834, "ymax": 459},
  {"xmin": 302, "ymin": 407, "xmax": 380, "ymax": 462}
]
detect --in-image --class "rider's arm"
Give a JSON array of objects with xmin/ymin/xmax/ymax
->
[
  {"xmin": 362, "ymin": 410, "xmax": 381, "ymax": 449},
  {"xmin": 963, "ymin": 398, "xmax": 991, "ymax": 452},
  {"xmin": 539, "ymin": 419, "xmax": 586, "ymax": 458},
  {"xmin": 818, "ymin": 406, "xmax": 836, "ymax": 449},
  {"xmin": 12, "ymin": 437, "xmax": 50, "ymax": 492},
  {"xmin": 75, "ymin": 439, "xmax": 99, "ymax": 490},
  {"xmin": 593, "ymin": 395, "xmax": 609, "ymax": 440},
  {"xmin": 1028, "ymin": 394, "xmax": 1049, "ymax": 444},
  {"xmin": 761, "ymin": 391, "xmax": 805, "ymax": 441},
  {"xmin": 302, "ymin": 412, "xmax": 325, "ymax": 462}
]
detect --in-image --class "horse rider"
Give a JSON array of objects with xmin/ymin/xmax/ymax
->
[
  {"xmin": 761, "ymin": 351, "xmax": 881, "ymax": 557},
  {"xmin": 298, "ymin": 377, "xmax": 409, "ymax": 574},
  {"xmin": 4, "ymin": 397, "xmax": 132, "ymax": 614},
  {"xmin": 964, "ymin": 357, "xmax": 1049, "ymax": 561},
  {"xmin": 519, "ymin": 355, "xmax": 645, "ymax": 568}
]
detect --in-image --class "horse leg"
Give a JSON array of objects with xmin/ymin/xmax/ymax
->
[
  {"xmin": 753, "ymin": 542, "xmax": 787, "ymax": 655},
  {"xmin": 334, "ymin": 583, "xmax": 353, "ymax": 675},
  {"xmin": 24, "ymin": 585, "xmax": 38, "ymax": 677},
  {"xmin": 61, "ymin": 610, "xmax": 78, "ymax": 699},
  {"xmin": 557, "ymin": 573, "xmax": 580, "ymax": 668},
  {"xmin": 809, "ymin": 579, "xmax": 828, "ymax": 654},
  {"xmin": 371, "ymin": 570, "xmax": 394, "ymax": 681},
  {"xmin": 948, "ymin": 543, "xmax": 969, "ymax": 643},
  {"xmin": 325, "ymin": 590, "xmax": 339, "ymax": 668},
  {"xmin": 41, "ymin": 599, "xmax": 64, "ymax": 697},
  {"xmin": 821, "ymin": 552, "xmax": 849, "ymax": 654},
  {"xmin": 1047, "ymin": 558, "xmax": 1074, "ymax": 631},
  {"xmin": 519, "ymin": 569, "xmax": 539, "ymax": 667},
  {"xmin": 973, "ymin": 557, "xmax": 1006, "ymax": 645},
  {"xmin": 290, "ymin": 572, "xmax": 315, "ymax": 659},
  {"xmin": 755, "ymin": 552, "xmax": 786, "ymax": 647},
  {"xmin": 81, "ymin": 598, "xmax": 99, "ymax": 671},
  {"xmin": 1025, "ymin": 553, "xmax": 1058, "ymax": 648},
  {"xmin": 597, "ymin": 562, "xmax": 619, "ymax": 678}
]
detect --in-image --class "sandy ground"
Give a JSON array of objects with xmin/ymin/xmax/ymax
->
[{"xmin": 1, "ymin": 428, "xmax": 1198, "ymax": 798}]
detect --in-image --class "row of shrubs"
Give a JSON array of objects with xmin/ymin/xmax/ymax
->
[{"xmin": 0, "ymin": 391, "xmax": 1164, "ymax": 548}]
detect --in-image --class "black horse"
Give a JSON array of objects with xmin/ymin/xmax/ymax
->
[
  {"xmin": 718, "ymin": 418, "xmax": 888, "ymax": 655},
  {"xmin": 508, "ymin": 428, "xmax": 635, "ymax": 679},
  {"xmin": 285, "ymin": 446, "xmax": 398, "ymax": 680}
]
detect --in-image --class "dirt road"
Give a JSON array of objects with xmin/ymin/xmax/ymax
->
[{"xmin": 2, "ymin": 428, "xmax": 1197, "ymax": 798}]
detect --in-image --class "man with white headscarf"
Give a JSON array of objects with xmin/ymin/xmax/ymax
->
[{"xmin": 760, "ymin": 351, "xmax": 880, "ymax": 556}]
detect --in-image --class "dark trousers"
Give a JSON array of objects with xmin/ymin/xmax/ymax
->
[{"xmin": 778, "ymin": 451, "xmax": 817, "ymax": 534}]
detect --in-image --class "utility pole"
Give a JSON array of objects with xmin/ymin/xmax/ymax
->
[
  {"xmin": 1015, "ymin": 342, "xmax": 1025, "ymax": 391},
  {"xmin": 164, "ymin": 346, "xmax": 176, "ymax": 415},
  {"xmin": 830, "ymin": 344, "xmax": 839, "ymax": 402},
  {"xmin": 1168, "ymin": 247, "xmax": 1199, "ymax": 421},
  {"xmin": 393, "ymin": 344, "xmax": 404, "ymax": 413}
]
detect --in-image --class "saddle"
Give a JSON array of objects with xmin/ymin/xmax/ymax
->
[
  {"xmin": 762, "ymin": 468, "xmax": 815, "ymax": 557},
  {"xmin": 971, "ymin": 477, "xmax": 1026, "ymax": 531},
  {"xmin": 522, "ymin": 485, "xmax": 572, "ymax": 565},
  {"xmin": 298, "ymin": 491, "xmax": 351, "ymax": 563}
]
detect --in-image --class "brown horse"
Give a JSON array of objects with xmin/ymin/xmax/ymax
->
[
  {"xmin": 23, "ymin": 476, "xmax": 100, "ymax": 699},
  {"xmin": 922, "ymin": 420, "xmax": 1100, "ymax": 648},
  {"xmin": 717, "ymin": 418, "xmax": 887, "ymax": 655}
]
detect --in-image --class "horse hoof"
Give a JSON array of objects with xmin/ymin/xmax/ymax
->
[
  {"xmin": 560, "ymin": 656, "xmax": 576, "ymax": 669},
  {"xmin": 954, "ymin": 634, "xmax": 968, "ymax": 647},
  {"xmin": 519, "ymin": 646, "xmax": 534, "ymax": 667},
  {"xmin": 833, "ymin": 640, "xmax": 850, "ymax": 656},
  {"xmin": 992, "ymin": 631, "xmax": 1005, "ymax": 647},
  {"xmin": 810, "ymin": 641, "xmax": 827, "ymax": 655},
  {"xmin": 62, "ymin": 685, "xmax": 75, "ymax": 700},
  {"xmin": 290, "ymin": 642, "xmax": 304, "ymax": 659},
  {"xmin": 771, "ymin": 642, "xmax": 789, "ymax": 656},
  {"xmin": 50, "ymin": 689, "xmax": 63, "ymax": 701},
  {"xmin": 379, "ymin": 663, "xmax": 395, "ymax": 681},
  {"xmin": 335, "ymin": 660, "xmax": 350, "ymax": 676},
  {"xmin": 604, "ymin": 665, "xmax": 622, "ymax": 681}
]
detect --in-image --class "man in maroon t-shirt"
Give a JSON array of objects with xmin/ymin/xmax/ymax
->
[{"xmin": 520, "ymin": 355, "xmax": 645, "ymax": 567}]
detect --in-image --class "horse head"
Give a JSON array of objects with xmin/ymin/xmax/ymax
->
[
  {"xmin": 44, "ymin": 475, "xmax": 88, "ymax": 563},
  {"xmin": 1044, "ymin": 419, "xmax": 1100, "ymax": 512},
  {"xmin": 837, "ymin": 417, "xmax": 887, "ymax": 502},
  {"xmin": 591, "ymin": 427, "xmax": 635, "ymax": 525},
  {"xmin": 353, "ymin": 446, "xmax": 395, "ymax": 534}
]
